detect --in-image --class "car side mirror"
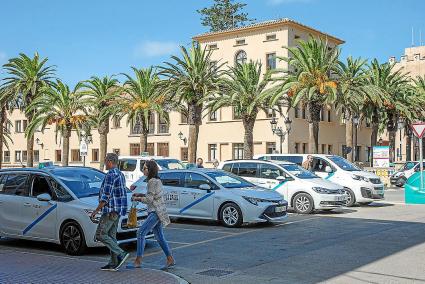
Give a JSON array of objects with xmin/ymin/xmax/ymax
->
[
  {"xmin": 37, "ymin": 193, "xmax": 52, "ymax": 202},
  {"xmin": 276, "ymin": 176, "xmax": 292, "ymax": 183},
  {"xmin": 325, "ymin": 166, "xmax": 333, "ymax": 173},
  {"xmin": 199, "ymin": 184, "xmax": 211, "ymax": 191}
]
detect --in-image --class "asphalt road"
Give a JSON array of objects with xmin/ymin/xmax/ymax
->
[{"xmin": 2, "ymin": 191, "xmax": 425, "ymax": 284}]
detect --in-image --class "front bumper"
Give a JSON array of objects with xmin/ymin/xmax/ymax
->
[
  {"xmin": 315, "ymin": 194, "xmax": 346, "ymax": 209},
  {"xmin": 360, "ymin": 186, "xmax": 385, "ymax": 200},
  {"xmin": 259, "ymin": 204, "xmax": 288, "ymax": 222},
  {"xmin": 390, "ymin": 176, "xmax": 405, "ymax": 185}
]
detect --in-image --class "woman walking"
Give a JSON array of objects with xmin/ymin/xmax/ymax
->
[{"xmin": 128, "ymin": 160, "xmax": 175, "ymax": 270}]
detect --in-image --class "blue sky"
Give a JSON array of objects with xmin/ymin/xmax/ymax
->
[{"xmin": 0, "ymin": 0, "xmax": 424, "ymax": 86}]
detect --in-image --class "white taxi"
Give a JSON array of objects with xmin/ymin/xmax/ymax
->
[{"xmin": 130, "ymin": 169, "xmax": 288, "ymax": 227}]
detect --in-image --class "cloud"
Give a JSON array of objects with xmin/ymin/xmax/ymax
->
[
  {"xmin": 133, "ymin": 40, "xmax": 180, "ymax": 58},
  {"xmin": 267, "ymin": 0, "xmax": 313, "ymax": 5}
]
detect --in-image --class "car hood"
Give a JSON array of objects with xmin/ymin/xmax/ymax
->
[
  {"xmin": 226, "ymin": 187, "xmax": 284, "ymax": 200},
  {"xmin": 302, "ymin": 178, "xmax": 342, "ymax": 190},
  {"xmin": 354, "ymin": 171, "xmax": 380, "ymax": 179},
  {"xmin": 78, "ymin": 193, "xmax": 148, "ymax": 210}
]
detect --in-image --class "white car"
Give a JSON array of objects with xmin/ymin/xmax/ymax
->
[
  {"xmin": 254, "ymin": 154, "xmax": 385, "ymax": 206},
  {"xmin": 131, "ymin": 169, "xmax": 288, "ymax": 227},
  {"xmin": 118, "ymin": 155, "xmax": 185, "ymax": 188},
  {"xmin": 0, "ymin": 167, "xmax": 149, "ymax": 255},
  {"xmin": 218, "ymin": 160, "xmax": 346, "ymax": 214},
  {"xmin": 390, "ymin": 161, "xmax": 424, "ymax": 187}
]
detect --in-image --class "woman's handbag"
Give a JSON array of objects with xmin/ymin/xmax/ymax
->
[{"xmin": 127, "ymin": 201, "xmax": 138, "ymax": 228}]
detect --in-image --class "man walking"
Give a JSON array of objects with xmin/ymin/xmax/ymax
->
[{"xmin": 91, "ymin": 153, "xmax": 129, "ymax": 271}]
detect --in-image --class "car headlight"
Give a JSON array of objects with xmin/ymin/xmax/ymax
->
[
  {"xmin": 312, "ymin": 187, "xmax": 333, "ymax": 194},
  {"xmin": 352, "ymin": 174, "xmax": 370, "ymax": 182},
  {"xmin": 243, "ymin": 196, "xmax": 277, "ymax": 206},
  {"xmin": 84, "ymin": 209, "xmax": 102, "ymax": 223}
]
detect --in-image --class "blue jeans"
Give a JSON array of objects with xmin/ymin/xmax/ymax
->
[
  {"xmin": 95, "ymin": 212, "xmax": 126, "ymax": 265},
  {"xmin": 137, "ymin": 212, "xmax": 172, "ymax": 258}
]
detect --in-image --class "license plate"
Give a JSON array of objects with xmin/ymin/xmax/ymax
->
[
  {"xmin": 275, "ymin": 206, "xmax": 286, "ymax": 213},
  {"xmin": 335, "ymin": 196, "xmax": 345, "ymax": 201}
]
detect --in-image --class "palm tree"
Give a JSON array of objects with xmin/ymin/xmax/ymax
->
[
  {"xmin": 269, "ymin": 38, "xmax": 340, "ymax": 153},
  {"xmin": 26, "ymin": 80, "xmax": 88, "ymax": 166},
  {"xmin": 207, "ymin": 61, "xmax": 275, "ymax": 159},
  {"xmin": 159, "ymin": 43, "xmax": 224, "ymax": 162},
  {"xmin": 83, "ymin": 76, "xmax": 120, "ymax": 170},
  {"xmin": 119, "ymin": 67, "xmax": 167, "ymax": 154},
  {"xmin": 1, "ymin": 52, "xmax": 55, "ymax": 167},
  {"xmin": 0, "ymin": 87, "xmax": 15, "ymax": 168}
]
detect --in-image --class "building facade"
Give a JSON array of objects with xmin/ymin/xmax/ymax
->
[{"xmin": 3, "ymin": 19, "xmax": 374, "ymax": 168}]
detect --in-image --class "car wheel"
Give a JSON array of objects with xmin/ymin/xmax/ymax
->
[
  {"xmin": 220, "ymin": 203, "xmax": 243, "ymax": 228},
  {"xmin": 293, "ymin": 193, "xmax": 314, "ymax": 214},
  {"xmin": 343, "ymin": 188, "xmax": 356, "ymax": 207},
  {"xmin": 60, "ymin": 222, "xmax": 87, "ymax": 256}
]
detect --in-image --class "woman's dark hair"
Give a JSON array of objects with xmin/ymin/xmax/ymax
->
[{"xmin": 146, "ymin": 159, "xmax": 160, "ymax": 181}]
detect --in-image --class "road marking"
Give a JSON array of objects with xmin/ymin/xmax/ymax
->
[
  {"xmin": 166, "ymin": 226, "xmax": 236, "ymax": 235},
  {"xmin": 364, "ymin": 221, "xmax": 391, "ymax": 225},
  {"xmin": 274, "ymin": 217, "xmax": 320, "ymax": 227},
  {"xmin": 167, "ymin": 241, "xmax": 192, "ymax": 245}
]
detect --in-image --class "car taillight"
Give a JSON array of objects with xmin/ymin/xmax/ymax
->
[{"xmin": 130, "ymin": 185, "xmax": 136, "ymax": 191}]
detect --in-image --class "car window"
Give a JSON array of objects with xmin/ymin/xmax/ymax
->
[
  {"xmin": 48, "ymin": 177, "xmax": 73, "ymax": 202},
  {"xmin": 327, "ymin": 155, "xmax": 360, "ymax": 171},
  {"xmin": 205, "ymin": 171, "xmax": 255, "ymax": 188},
  {"xmin": 118, "ymin": 159, "xmax": 137, "ymax": 172},
  {"xmin": 156, "ymin": 159, "xmax": 185, "ymax": 170},
  {"xmin": 259, "ymin": 164, "xmax": 284, "ymax": 179},
  {"xmin": 238, "ymin": 163, "xmax": 257, "ymax": 178},
  {"xmin": 159, "ymin": 172, "xmax": 184, "ymax": 187},
  {"xmin": 312, "ymin": 158, "xmax": 331, "ymax": 173},
  {"xmin": 31, "ymin": 175, "xmax": 54, "ymax": 199},
  {"xmin": 51, "ymin": 168, "xmax": 106, "ymax": 198},
  {"xmin": 231, "ymin": 163, "xmax": 239, "ymax": 175},
  {"xmin": 403, "ymin": 162, "xmax": 416, "ymax": 171},
  {"xmin": 139, "ymin": 160, "xmax": 146, "ymax": 172},
  {"xmin": 2, "ymin": 174, "xmax": 29, "ymax": 196},
  {"xmin": 281, "ymin": 164, "xmax": 318, "ymax": 179},
  {"xmin": 222, "ymin": 163, "xmax": 232, "ymax": 173},
  {"xmin": 184, "ymin": 173, "xmax": 213, "ymax": 189},
  {"xmin": 275, "ymin": 156, "xmax": 303, "ymax": 165}
]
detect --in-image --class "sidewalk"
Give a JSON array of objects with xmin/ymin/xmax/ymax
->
[{"xmin": 0, "ymin": 249, "xmax": 187, "ymax": 284}]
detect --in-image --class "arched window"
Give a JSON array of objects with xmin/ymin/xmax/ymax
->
[{"xmin": 235, "ymin": 50, "xmax": 247, "ymax": 65}]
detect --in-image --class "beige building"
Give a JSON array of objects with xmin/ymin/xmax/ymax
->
[{"xmin": 4, "ymin": 18, "xmax": 374, "ymax": 168}]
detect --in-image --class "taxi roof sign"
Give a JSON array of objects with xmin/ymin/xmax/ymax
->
[
  {"xmin": 140, "ymin": 152, "xmax": 150, "ymax": 157},
  {"xmin": 411, "ymin": 122, "xmax": 425, "ymax": 138}
]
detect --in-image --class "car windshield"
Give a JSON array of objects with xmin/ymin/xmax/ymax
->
[
  {"xmin": 156, "ymin": 159, "xmax": 185, "ymax": 170},
  {"xmin": 51, "ymin": 168, "xmax": 106, "ymax": 198},
  {"xmin": 402, "ymin": 162, "xmax": 419, "ymax": 171},
  {"xmin": 327, "ymin": 155, "xmax": 360, "ymax": 171},
  {"xmin": 205, "ymin": 171, "xmax": 255, "ymax": 189},
  {"xmin": 281, "ymin": 164, "xmax": 318, "ymax": 179}
]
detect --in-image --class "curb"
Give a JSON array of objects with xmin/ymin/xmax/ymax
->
[{"xmin": 161, "ymin": 270, "xmax": 189, "ymax": 284}]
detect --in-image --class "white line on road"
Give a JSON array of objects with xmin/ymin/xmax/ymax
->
[{"xmin": 166, "ymin": 226, "xmax": 236, "ymax": 235}]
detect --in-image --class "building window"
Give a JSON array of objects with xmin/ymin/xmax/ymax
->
[
  {"xmin": 327, "ymin": 110, "xmax": 331, "ymax": 122},
  {"xmin": 180, "ymin": 113, "xmax": 188, "ymax": 124},
  {"xmin": 320, "ymin": 108, "xmax": 325, "ymax": 121},
  {"xmin": 302, "ymin": 107, "xmax": 306, "ymax": 119},
  {"xmin": 148, "ymin": 114, "xmax": 155, "ymax": 134},
  {"xmin": 22, "ymin": 151, "xmax": 27, "ymax": 162},
  {"xmin": 181, "ymin": 147, "xmax": 188, "ymax": 161},
  {"xmin": 233, "ymin": 107, "xmax": 242, "ymax": 120},
  {"xmin": 294, "ymin": 34, "xmax": 301, "ymax": 40},
  {"xmin": 55, "ymin": 150, "xmax": 62, "ymax": 162},
  {"xmin": 157, "ymin": 143, "xmax": 169, "ymax": 157},
  {"xmin": 15, "ymin": 151, "xmax": 21, "ymax": 162},
  {"xmin": 302, "ymin": 143, "xmax": 308, "ymax": 154},
  {"xmin": 236, "ymin": 39, "xmax": 246, "ymax": 45},
  {"xmin": 266, "ymin": 53, "xmax": 276, "ymax": 70},
  {"xmin": 367, "ymin": 147, "xmax": 371, "ymax": 162},
  {"xmin": 266, "ymin": 142, "xmax": 276, "ymax": 154},
  {"xmin": 208, "ymin": 43, "xmax": 218, "ymax": 50},
  {"xmin": 158, "ymin": 115, "xmax": 168, "ymax": 134},
  {"xmin": 71, "ymin": 150, "xmax": 81, "ymax": 162},
  {"xmin": 113, "ymin": 148, "xmax": 120, "ymax": 156},
  {"xmin": 355, "ymin": 146, "xmax": 361, "ymax": 162},
  {"xmin": 3, "ymin": 151, "xmax": 10, "ymax": 163},
  {"xmin": 328, "ymin": 145, "xmax": 333, "ymax": 154},
  {"xmin": 130, "ymin": 117, "xmax": 142, "ymax": 135},
  {"xmin": 209, "ymin": 111, "xmax": 218, "ymax": 121},
  {"xmin": 5, "ymin": 122, "xmax": 11, "ymax": 134},
  {"xmin": 266, "ymin": 34, "xmax": 276, "ymax": 41},
  {"xmin": 321, "ymin": 144, "xmax": 326, "ymax": 154},
  {"xmin": 232, "ymin": 143, "xmax": 244, "ymax": 159},
  {"xmin": 342, "ymin": 145, "xmax": 347, "ymax": 158},
  {"xmin": 92, "ymin": 149, "xmax": 99, "ymax": 162},
  {"xmin": 295, "ymin": 143, "xmax": 300, "ymax": 153},
  {"xmin": 130, "ymin": 143, "xmax": 140, "ymax": 156},
  {"xmin": 113, "ymin": 117, "xmax": 121, "ymax": 128},
  {"xmin": 23, "ymin": 120, "xmax": 28, "ymax": 132},
  {"xmin": 295, "ymin": 107, "xmax": 300, "ymax": 118},
  {"xmin": 34, "ymin": 150, "xmax": 39, "ymax": 163},
  {"xmin": 15, "ymin": 120, "xmax": 22, "ymax": 133},
  {"xmin": 208, "ymin": 144, "xmax": 217, "ymax": 161},
  {"xmin": 147, "ymin": 143, "xmax": 155, "ymax": 156},
  {"xmin": 235, "ymin": 50, "xmax": 247, "ymax": 65}
]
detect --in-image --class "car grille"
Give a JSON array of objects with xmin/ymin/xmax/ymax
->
[
  {"xmin": 361, "ymin": 187, "xmax": 373, "ymax": 198},
  {"xmin": 319, "ymin": 201, "xmax": 345, "ymax": 206},
  {"xmin": 261, "ymin": 205, "xmax": 287, "ymax": 219},
  {"xmin": 369, "ymin": 178, "xmax": 381, "ymax": 184}
]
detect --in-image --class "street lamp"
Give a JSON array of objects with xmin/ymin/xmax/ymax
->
[
  {"xmin": 80, "ymin": 131, "xmax": 93, "ymax": 167},
  {"xmin": 35, "ymin": 138, "xmax": 44, "ymax": 149},
  {"xmin": 378, "ymin": 137, "xmax": 383, "ymax": 146},
  {"xmin": 270, "ymin": 116, "xmax": 292, "ymax": 154},
  {"xmin": 352, "ymin": 114, "xmax": 360, "ymax": 162},
  {"xmin": 178, "ymin": 131, "xmax": 187, "ymax": 145},
  {"xmin": 397, "ymin": 118, "xmax": 405, "ymax": 161}
]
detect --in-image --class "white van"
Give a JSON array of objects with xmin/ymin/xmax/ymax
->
[
  {"xmin": 390, "ymin": 161, "xmax": 425, "ymax": 187},
  {"xmin": 254, "ymin": 154, "xmax": 385, "ymax": 207},
  {"xmin": 118, "ymin": 156, "xmax": 185, "ymax": 188},
  {"xmin": 218, "ymin": 160, "xmax": 346, "ymax": 214}
]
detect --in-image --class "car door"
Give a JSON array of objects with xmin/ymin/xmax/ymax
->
[
  {"xmin": 179, "ymin": 172, "xmax": 215, "ymax": 218},
  {"xmin": 21, "ymin": 174, "xmax": 58, "ymax": 240},
  {"xmin": 0, "ymin": 173, "xmax": 30, "ymax": 236},
  {"xmin": 159, "ymin": 171, "xmax": 184, "ymax": 215},
  {"xmin": 256, "ymin": 163, "xmax": 284, "ymax": 190}
]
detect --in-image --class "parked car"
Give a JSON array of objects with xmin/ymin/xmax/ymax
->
[
  {"xmin": 0, "ymin": 167, "xmax": 150, "ymax": 255},
  {"xmin": 118, "ymin": 156, "xmax": 185, "ymax": 187},
  {"xmin": 254, "ymin": 154, "xmax": 385, "ymax": 206},
  {"xmin": 218, "ymin": 160, "xmax": 346, "ymax": 214},
  {"xmin": 130, "ymin": 169, "xmax": 288, "ymax": 227},
  {"xmin": 390, "ymin": 161, "xmax": 425, "ymax": 187}
]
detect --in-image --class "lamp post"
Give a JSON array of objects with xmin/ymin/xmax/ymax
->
[
  {"xmin": 378, "ymin": 137, "xmax": 383, "ymax": 146},
  {"xmin": 80, "ymin": 131, "xmax": 93, "ymax": 167},
  {"xmin": 352, "ymin": 114, "xmax": 360, "ymax": 162},
  {"xmin": 270, "ymin": 116, "xmax": 292, "ymax": 154},
  {"xmin": 178, "ymin": 131, "xmax": 187, "ymax": 145},
  {"xmin": 397, "ymin": 118, "xmax": 405, "ymax": 161}
]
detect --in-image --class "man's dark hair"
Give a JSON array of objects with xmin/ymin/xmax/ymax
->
[
  {"xmin": 105, "ymin": 153, "xmax": 119, "ymax": 165},
  {"xmin": 146, "ymin": 160, "xmax": 160, "ymax": 181}
]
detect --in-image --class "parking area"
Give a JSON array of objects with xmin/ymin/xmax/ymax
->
[{"xmin": 2, "ymin": 193, "xmax": 425, "ymax": 284}]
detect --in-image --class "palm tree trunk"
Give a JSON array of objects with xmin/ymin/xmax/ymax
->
[
  {"xmin": 389, "ymin": 130, "xmax": 396, "ymax": 163},
  {"xmin": 242, "ymin": 115, "xmax": 256, "ymax": 159},
  {"xmin": 0, "ymin": 105, "xmax": 6, "ymax": 169},
  {"xmin": 187, "ymin": 103, "xmax": 203, "ymax": 163},
  {"xmin": 140, "ymin": 115, "xmax": 148, "ymax": 153},
  {"xmin": 62, "ymin": 127, "xmax": 71, "ymax": 166},
  {"xmin": 406, "ymin": 127, "xmax": 412, "ymax": 161},
  {"xmin": 345, "ymin": 112, "xmax": 353, "ymax": 162},
  {"xmin": 308, "ymin": 101, "xmax": 321, "ymax": 153},
  {"xmin": 371, "ymin": 109, "xmax": 379, "ymax": 147},
  {"xmin": 98, "ymin": 118, "xmax": 109, "ymax": 170}
]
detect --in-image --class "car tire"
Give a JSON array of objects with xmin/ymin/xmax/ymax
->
[
  {"xmin": 343, "ymin": 188, "xmax": 356, "ymax": 207},
  {"xmin": 219, "ymin": 203, "xmax": 243, "ymax": 228},
  {"xmin": 293, "ymin": 193, "xmax": 314, "ymax": 214},
  {"xmin": 60, "ymin": 222, "xmax": 87, "ymax": 256}
]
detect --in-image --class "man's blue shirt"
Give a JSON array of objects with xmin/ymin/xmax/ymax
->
[{"xmin": 99, "ymin": 167, "xmax": 128, "ymax": 216}]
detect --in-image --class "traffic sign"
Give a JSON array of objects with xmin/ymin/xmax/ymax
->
[
  {"xmin": 80, "ymin": 140, "xmax": 88, "ymax": 157},
  {"xmin": 411, "ymin": 122, "xmax": 425, "ymax": 138}
]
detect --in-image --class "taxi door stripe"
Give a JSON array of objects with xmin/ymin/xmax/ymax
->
[
  {"xmin": 272, "ymin": 181, "xmax": 287, "ymax": 191},
  {"xmin": 325, "ymin": 173, "xmax": 335, "ymax": 180},
  {"xmin": 23, "ymin": 204, "xmax": 57, "ymax": 235},
  {"xmin": 179, "ymin": 192, "xmax": 215, "ymax": 214}
]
